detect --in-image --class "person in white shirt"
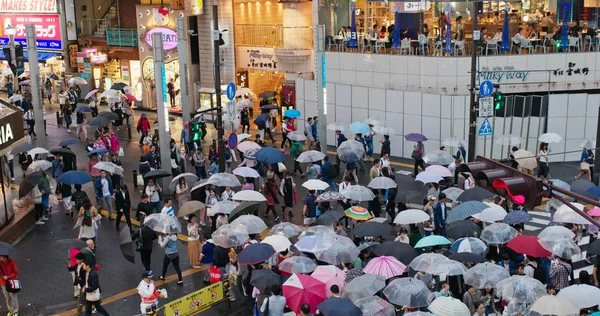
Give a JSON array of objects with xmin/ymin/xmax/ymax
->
[
  {"xmin": 145, "ymin": 179, "xmax": 162, "ymax": 214},
  {"xmin": 513, "ymin": 28, "xmax": 526, "ymax": 45},
  {"xmin": 537, "ymin": 142, "xmax": 550, "ymax": 179},
  {"xmin": 305, "ymin": 117, "xmax": 314, "ymax": 149},
  {"xmin": 137, "ymin": 271, "xmax": 165, "ymax": 314},
  {"xmin": 221, "ymin": 186, "xmax": 235, "ymax": 201},
  {"xmin": 160, "ymin": 198, "xmax": 175, "ymax": 218},
  {"xmin": 394, "ymin": 227, "xmax": 410, "ymax": 244}
]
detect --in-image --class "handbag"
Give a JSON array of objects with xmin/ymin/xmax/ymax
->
[
  {"xmin": 209, "ymin": 266, "xmax": 222, "ymax": 284},
  {"xmin": 167, "ymin": 252, "xmax": 179, "ymax": 261},
  {"xmin": 118, "ymin": 147, "xmax": 125, "ymax": 157},
  {"xmin": 136, "ymin": 174, "xmax": 144, "ymax": 185},
  {"xmin": 136, "ymin": 228, "xmax": 143, "ymax": 252},
  {"xmin": 86, "ymin": 288, "xmax": 100, "ymax": 301},
  {"xmin": 0, "ymin": 265, "xmax": 21, "ymax": 293},
  {"xmin": 411, "ymin": 149, "xmax": 422, "ymax": 160},
  {"xmin": 580, "ymin": 162, "xmax": 590, "ymax": 170}
]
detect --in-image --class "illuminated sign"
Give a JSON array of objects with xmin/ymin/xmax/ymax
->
[
  {"xmin": 0, "ymin": 0, "xmax": 57, "ymax": 13},
  {"xmin": 145, "ymin": 28, "xmax": 178, "ymax": 51},
  {"xmin": 161, "ymin": 65, "xmax": 167, "ymax": 103},
  {"xmin": 0, "ymin": 14, "xmax": 62, "ymax": 49}
]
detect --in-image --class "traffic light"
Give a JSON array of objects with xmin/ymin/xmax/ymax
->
[
  {"xmin": 493, "ymin": 92, "xmax": 505, "ymax": 110},
  {"xmin": 457, "ymin": 156, "xmax": 544, "ymax": 210},
  {"xmin": 191, "ymin": 122, "xmax": 201, "ymax": 141}
]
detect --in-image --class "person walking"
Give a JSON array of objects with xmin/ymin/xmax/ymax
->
[
  {"xmin": 62, "ymin": 102, "xmax": 73, "ymax": 132},
  {"xmin": 412, "ymin": 140, "xmax": 425, "ymax": 177},
  {"xmin": 279, "ymin": 172, "xmax": 296, "ymax": 221},
  {"xmin": 78, "ymin": 199, "xmax": 98, "ymax": 242},
  {"xmin": 109, "ymin": 132, "xmax": 120, "ymax": 156},
  {"xmin": 161, "ymin": 199, "xmax": 175, "ymax": 218},
  {"xmin": 158, "ymin": 233, "xmax": 183, "ymax": 285},
  {"xmin": 433, "ymin": 193, "xmax": 448, "ymax": 237},
  {"xmin": 115, "ymin": 185, "xmax": 132, "ymax": 233},
  {"xmin": 240, "ymin": 107, "xmax": 250, "ymax": 134},
  {"xmin": 137, "ymin": 113, "xmax": 151, "ymax": 145},
  {"xmin": 0, "ymin": 255, "xmax": 19, "ymax": 316},
  {"xmin": 537, "ymin": 142, "xmax": 550, "ymax": 179},
  {"xmin": 187, "ymin": 214, "xmax": 202, "ymax": 268},
  {"xmin": 280, "ymin": 117, "xmax": 294, "ymax": 150},
  {"xmin": 132, "ymin": 223, "xmax": 157, "ymax": 272},
  {"xmin": 76, "ymin": 110, "xmax": 87, "ymax": 140},
  {"xmin": 453, "ymin": 145, "xmax": 467, "ymax": 185},
  {"xmin": 192, "ymin": 148, "xmax": 207, "ymax": 179},
  {"xmin": 302, "ymin": 190, "xmax": 318, "ymax": 227},
  {"xmin": 264, "ymin": 178, "xmax": 280, "ymax": 222},
  {"xmin": 181, "ymin": 121, "xmax": 192, "ymax": 155},
  {"xmin": 95, "ymin": 171, "xmax": 114, "ymax": 219},
  {"xmin": 137, "ymin": 271, "xmax": 165, "ymax": 314},
  {"xmin": 23, "ymin": 107, "xmax": 35, "ymax": 138},
  {"xmin": 576, "ymin": 147, "xmax": 593, "ymax": 181},
  {"xmin": 550, "ymin": 257, "xmax": 572, "ymax": 291},
  {"xmin": 321, "ymin": 156, "xmax": 337, "ymax": 191},
  {"xmin": 290, "ymin": 140, "xmax": 304, "ymax": 177},
  {"xmin": 145, "ymin": 179, "xmax": 162, "ymax": 214},
  {"xmin": 305, "ymin": 117, "xmax": 314, "ymax": 149},
  {"xmin": 82, "ymin": 260, "xmax": 110, "ymax": 316}
]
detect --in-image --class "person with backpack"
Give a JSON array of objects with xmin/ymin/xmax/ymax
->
[
  {"xmin": 320, "ymin": 156, "xmax": 337, "ymax": 191},
  {"xmin": 290, "ymin": 140, "xmax": 304, "ymax": 177},
  {"xmin": 525, "ymin": 256, "xmax": 547, "ymax": 284},
  {"xmin": 224, "ymin": 146, "xmax": 236, "ymax": 173},
  {"xmin": 279, "ymin": 172, "xmax": 296, "ymax": 221}
]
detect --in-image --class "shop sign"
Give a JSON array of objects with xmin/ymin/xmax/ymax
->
[
  {"xmin": 68, "ymin": 44, "xmax": 78, "ymax": 68},
  {"xmin": 0, "ymin": 109, "xmax": 24, "ymax": 153},
  {"xmin": 402, "ymin": 1, "xmax": 430, "ymax": 12},
  {"xmin": 238, "ymin": 47, "xmax": 279, "ymax": 70},
  {"xmin": 282, "ymin": 81, "xmax": 296, "ymax": 107},
  {"xmin": 0, "ymin": 14, "xmax": 62, "ymax": 50},
  {"xmin": 479, "ymin": 66, "xmax": 530, "ymax": 82},
  {"xmin": 0, "ymin": 0, "xmax": 56, "ymax": 13},
  {"xmin": 551, "ymin": 62, "xmax": 590, "ymax": 76},
  {"xmin": 164, "ymin": 281, "xmax": 224, "ymax": 316},
  {"xmin": 145, "ymin": 27, "xmax": 178, "ymax": 51},
  {"xmin": 90, "ymin": 53, "xmax": 107, "ymax": 65}
]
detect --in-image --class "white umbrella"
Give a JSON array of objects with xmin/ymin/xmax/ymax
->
[
  {"xmin": 415, "ymin": 171, "xmax": 443, "ymax": 184},
  {"xmin": 238, "ymin": 141, "xmax": 261, "ymax": 153},
  {"xmin": 554, "ymin": 203, "xmax": 590, "ymax": 225},
  {"xmin": 233, "ymin": 167, "xmax": 260, "ymax": 178},
  {"xmin": 327, "ymin": 122, "xmax": 346, "ymax": 132},
  {"xmin": 262, "ymin": 235, "xmax": 292, "ymax": 253},
  {"xmin": 236, "ymin": 99, "xmax": 253, "ymax": 109},
  {"xmin": 422, "ymin": 150, "xmax": 453, "ymax": 165},
  {"xmin": 296, "ymin": 150, "xmax": 326, "ymax": 163},
  {"xmin": 472, "ymin": 202, "xmax": 507, "ymax": 222},
  {"xmin": 7, "ymin": 94, "xmax": 22, "ymax": 103},
  {"xmin": 28, "ymin": 147, "xmax": 50, "ymax": 156},
  {"xmin": 512, "ymin": 149, "xmax": 537, "ymax": 170},
  {"xmin": 529, "ymin": 295, "xmax": 580, "ymax": 316},
  {"xmin": 1, "ymin": 68, "xmax": 12, "ymax": 76},
  {"xmin": 539, "ymin": 132, "xmax": 564, "ymax": 144},
  {"xmin": 238, "ymin": 133, "xmax": 252, "ymax": 142},
  {"xmin": 442, "ymin": 138, "xmax": 467, "ymax": 148},
  {"xmin": 538, "ymin": 225, "xmax": 576, "ymax": 240},
  {"xmin": 495, "ymin": 134, "xmax": 522, "ymax": 146},
  {"xmin": 340, "ymin": 185, "xmax": 375, "ymax": 202},
  {"xmin": 232, "ymin": 190, "xmax": 267, "ymax": 202},
  {"xmin": 191, "ymin": 178, "xmax": 218, "ymax": 192},
  {"xmin": 366, "ymin": 118, "xmax": 382, "ymax": 126},
  {"xmin": 68, "ymin": 77, "xmax": 88, "ymax": 85},
  {"xmin": 367, "ymin": 177, "xmax": 397, "ymax": 189},
  {"xmin": 581, "ymin": 139, "xmax": 596, "ymax": 149},
  {"xmin": 27, "ymin": 160, "xmax": 52, "ymax": 173},
  {"xmin": 428, "ymin": 297, "xmax": 471, "ymax": 316},
  {"xmin": 425, "ymin": 165, "xmax": 453, "ymax": 178},
  {"xmin": 393, "ymin": 209, "xmax": 430, "ymax": 225},
  {"xmin": 168, "ymin": 172, "xmax": 198, "ymax": 190},
  {"xmin": 100, "ymin": 89, "xmax": 119, "ymax": 99},
  {"xmin": 442, "ymin": 187, "xmax": 464, "ymax": 201},
  {"xmin": 93, "ymin": 161, "xmax": 124, "ymax": 177},
  {"xmin": 302, "ymin": 179, "xmax": 329, "ymax": 191},
  {"xmin": 208, "ymin": 173, "xmax": 242, "ymax": 187},
  {"xmin": 230, "ymin": 215, "xmax": 268, "ymax": 234},
  {"xmin": 538, "ymin": 237, "xmax": 581, "ymax": 259},
  {"xmin": 373, "ymin": 126, "xmax": 395, "ymax": 135},
  {"xmin": 287, "ymin": 131, "xmax": 306, "ymax": 142},
  {"xmin": 557, "ymin": 284, "xmax": 600, "ymax": 308},
  {"xmin": 207, "ymin": 201, "xmax": 239, "ymax": 216},
  {"xmin": 18, "ymin": 72, "xmax": 29, "ymax": 79},
  {"xmin": 235, "ymin": 87, "xmax": 256, "ymax": 98}
]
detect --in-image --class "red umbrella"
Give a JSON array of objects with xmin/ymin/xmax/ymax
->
[
  {"xmin": 283, "ymin": 273, "xmax": 327, "ymax": 314},
  {"xmin": 124, "ymin": 94, "xmax": 138, "ymax": 102},
  {"xmin": 506, "ymin": 235, "xmax": 552, "ymax": 257}
]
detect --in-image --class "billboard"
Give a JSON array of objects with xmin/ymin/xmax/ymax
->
[
  {"xmin": 0, "ymin": 14, "xmax": 62, "ymax": 50},
  {"xmin": 0, "ymin": 0, "xmax": 57, "ymax": 13}
]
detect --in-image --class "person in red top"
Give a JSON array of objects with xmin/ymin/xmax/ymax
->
[
  {"xmin": 0, "ymin": 255, "xmax": 19, "ymax": 316},
  {"xmin": 280, "ymin": 117, "xmax": 295, "ymax": 150},
  {"xmin": 137, "ymin": 113, "xmax": 151, "ymax": 145},
  {"xmin": 276, "ymin": 250, "xmax": 292, "ymax": 280}
]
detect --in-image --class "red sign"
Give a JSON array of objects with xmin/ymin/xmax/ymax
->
[
  {"xmin": 282, "ymin": 81, "xmax": 296, "ymax": 107},
  {"xmin": 0, "ymin": 0, "xmax": 57, "ymax": 13},
  {"xmin": 0, "ymin": 14, "xmax": 62, "ymax": 49}
]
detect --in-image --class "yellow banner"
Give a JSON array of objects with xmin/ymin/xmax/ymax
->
[{"xmin": 164, "ymin": 282, "xmax": 224, "ymax": 316}]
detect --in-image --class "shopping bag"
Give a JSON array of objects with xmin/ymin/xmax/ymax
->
[
  {"xmin": 209, "ymin": 266, "xmax": 222, "ymax": 284},
  {"xmin": 118, "ymin": 147, "xmax": 125, "ymax": 157},
  {"xmin": 136, "ymin": 174, "xmax": 144, "ymax": 185}
]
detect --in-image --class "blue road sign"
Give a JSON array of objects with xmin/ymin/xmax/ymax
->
[
  {"xmin": 226, "ymin": 82, "xmax": 236, "ymax": 101},
  {"xmin": 478, "ymin": 118, "xmax": 493, "ymax": 136},
  {"xmin": 479, "ymin": 80, "xmax": 494, "ymax": 97}
]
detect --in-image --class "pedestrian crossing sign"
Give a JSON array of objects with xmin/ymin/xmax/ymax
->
[{"xmin": 478, "ymin": 118, "xmax": 493, "ymax": 136}]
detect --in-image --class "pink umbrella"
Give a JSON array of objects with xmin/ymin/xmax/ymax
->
[
  {"xmin": 588, "ymin": 208, "xmax": 600, "ymax": 216},
  {"xmin": 283, "ymin": 273, "xmax": 327, "ymax": 314},
  {"xmin": 124, "ymin": 93, "xmax": 138, "ymax": 102},
  {"xmin": 311, "ymin": 265, "xmax": 346, "ymax": 297},
  {"xmin": 85, "ymin": 89, "xmax": 99, "ymax": 100},
  {"xmin": 363, "ymin": 255, "xmax": 407, "ymax": 279}
]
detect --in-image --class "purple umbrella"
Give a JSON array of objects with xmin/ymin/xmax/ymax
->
[
  {"xmin": 405, "ymin": 133, "xmax": 428, "ymax": 142},
  {"xmin": 503, "ymin": 210, "xmax": 532, "ymax": 225}
]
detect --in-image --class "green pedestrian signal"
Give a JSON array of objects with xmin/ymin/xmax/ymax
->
[
  {"xmin": 191, "ymin": 122, "xmax": 201, "ymax": 141},
  {"xmin": 494, "ymin": 93, "xmax": 505, "ymax": 110}
]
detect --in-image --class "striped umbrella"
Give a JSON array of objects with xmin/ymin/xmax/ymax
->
[
  {"xmin": 449, "ymin": 237, "xmax": 487, "ymax": 254},
  {"xmin": 345, "ymin": 206, "xmax": 373, "ymax": 221},
  {"xmin": 363, "ymin": 256, "xmax": 406, "ymax": 279},
  {"xmin": 446, "ymin": 201, "xmax": 489, "ymax": 224}
]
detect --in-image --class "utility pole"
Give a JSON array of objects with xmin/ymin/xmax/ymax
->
[
  {"xmin": 213, "ymin": 5, "xmax": 226, "ymax": 173},
  {"xmin": 176, "ymin": 17, "xmax": 191, "ymax": 122},
  {"xmin": 313, "ymin": 0, "xmax": 327, "ymax": 154},
  {"xmin": 152, "ymin": 32, "xmax": 173, "ymax": 187},
  {"xmin": 26, "ymin": 25, "xmax": 47, "ymax": 147},
  {"xmin": 467, "ymin": 1, "xmax": 479, "ymax": 163}
]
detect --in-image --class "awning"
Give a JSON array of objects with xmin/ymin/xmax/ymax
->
[{"xmin": 0, "ymin": 50, "xmax": 61, "ymax": 63}]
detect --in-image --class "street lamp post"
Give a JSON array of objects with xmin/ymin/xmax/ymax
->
[{"xmin": 3, "ymin": 25, "xmax": 18, "ymax": 95}]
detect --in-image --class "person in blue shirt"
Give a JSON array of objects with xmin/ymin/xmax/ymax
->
[
  {"xmin": 207, "ymin": 158, "xmax": 218, "ymax": 176},
  {"xmin": 321, "ymin": 156, "xmax": 337, "ymax": 191},
  {"xmin": 180, "ymin": 121, "xmax": 191, "ymax": 155},
  {"xmin": 335, "ymin": 130, "xmax": 347, "ymax": 165},
  {"xmin": 497, "ymin": 253, "xmax": 517, "ymax": 275},
  {"xmin": 311, "ymin": 116, "xmax": 318, "ymax": 142},
  {"xmin": 576, "ymin": 147, "xmax": 593, "ymax": 182},
  {"xmin": 453, "ymin": 145, "xmax": 467, "ymax": 185},
  {"xmin": 365, "ymin": 125, "xmax": 375, "ymax": 161}
]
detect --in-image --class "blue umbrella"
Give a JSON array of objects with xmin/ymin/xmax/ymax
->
[
  {"xmin": 588, "ymin": 186, "xmax": 600, "ymax": 197},
  {"xmin": 349, "ymin": 121, "xmax": 371, "ymax": 134},
  {"xmin": 317, "ymin": 297, "xmax": 362, "ymax": 316},
  {"xmin": 58, "ymin": 171, "xmax": 93, "ymax": 185},
  {"xmin": 560, "ymin": 1, "xmax": 570, "ymax": 50},
  {"xmin": 254, "ymin": 147, "xmax": 286, "ymax": 163},
  {"xmin": 237, "ymin": 243, "xmax": 276, "ymax": 265},
  {"xmin": 260, "ymin": 104, "xmax": 279, "ymax": 110},
  {"xmin": 284, "ymin": 109, "xmax": 300, "ymax": 118},
  {"xmin": 59, "ymin": 138, "xmax": 79, "ymax": 147},
  {"xmin": 503, "ymin": 210, "xmax": 532, "ymax": 225},
  {"xmin": 415, "ymin": 235, "xmax": 451, "ymax": 248},
  {"xmin": 446, "ymin": 201, "xmax": 490, "ymax": 224},
  {"xmin": 253, "ymin": 113, "xmax": 269, "ymax": 128},
  {"xmin": 88, "ymin": 148, "xmax": 108, "ymax": 157},
  {"xmin": 392, "ymin": 11, "xmax": 401, "ymax": 49},
  {"xmin": 444, "ymin": 7, "xmax": 453, "ymax": 54},
  {"xmin": 349, "ymin": 4, "xmax": 358, "ymax": 49},
  {"xmin": 545, "ymin": 179, "xmax": 570, "ymax": 196},
  {"xmin": 75, "ymin": 106, "xmax": 93, "ymax": 113},
  {"xmin": 501, "ymin": 7, "xmax": 510, "ymax": 52},
  {"xmin": 404, "ymin": 133, "xmax": 428, "ymax": 142}
]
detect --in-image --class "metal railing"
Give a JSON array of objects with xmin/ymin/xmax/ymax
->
[
  {"xmin": 79, "ymin": 19, "xmax": 110, "ymax": 37},
  {"xmin": 234, "ymin": 24, "xmax": 284, "ymax": 47},
  {"xmin": 106, "ymin": 28, "xmax": 138, "ymax": 47}
]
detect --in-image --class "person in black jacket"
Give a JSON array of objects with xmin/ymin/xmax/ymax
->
[
  {"xmin": 62, "ymin": 148, "xmax": 76, "ymax": 172},
  {"xmin": 115, "ymin": 185, "xmax": 132, "ymax": 232},
  {"xmin": 135, "ymin": 194, "xmax": 153, "ymax": 221},
  {"xmin": 132, "ymin": 224, "xmax": 158, "ymax": 271},
  {"xmin": 213, "ymin": 245, "xmax": 235, "ymax": 301},
  {"xmin": 68, "ymin": 252, "xmax": 86, "ymax": 298},
  {"xmin": 82, "ymin": 261, "xmax": 110, "ymax": 316}
]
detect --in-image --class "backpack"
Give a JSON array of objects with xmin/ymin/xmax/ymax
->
[
  {"xmin": 529, "ymin": 263, "xmax": 546, "ymax": 283},
  {"xmin": 224, "ymin": 147, "xmax": 232, "ymax": 160},
  {"xmin": 326, "ymin": 163, "xmax": 338, "ymax": 179},
  {"xmin": 294, "ymin": 145, "xmax": 303, "ymax": 157}
]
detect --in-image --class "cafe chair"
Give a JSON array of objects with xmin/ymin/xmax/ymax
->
[
  {"xmin": 400, "ymin": 40, "xmax": 412, "ymax": 55},
  {"xmin": 417, "ymin": 34, "xmax": 429, "ymax": 55},
  {"xmin": 327, "ymin": 36, "xmax": 336, "ymax": 51},
  {"xmin": 362, "ymin": 37, "xmax": 373, "ymax": 53},
  {"xmin": 454, "ymin": 40, "xmax": 466, "ymax": 56},
  {"xmin": 484, "ymin": 39, "xmax": 499, "ymax": 55},
  {"xmin": 584, "ymin": 35, "xmax": 598, "ymax": 51},
  {"xmin": 568, "ymin": 37, "xmax": 581, "ymax": 52},
  {"xmin": 433, "ymin": 40, "xmax": 443, "ymax": 56},
  {"xmin": 519, "ymin": 39, "xmax": 533, "ymax": 54},
  {"xmin": 374, "ymin": 39, "xmax": 386, "ymax": 54}
]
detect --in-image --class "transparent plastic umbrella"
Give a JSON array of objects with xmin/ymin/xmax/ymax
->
[
  {"xmin": 230, "ymin": 215, "xmax": 268, "ymax": 234},
  {"xmin": 337, "ymin": 140, "xmax": 366, "ymax": 163},
  {"xmin": 207, "ymin": 173, "xmax": 242, "ymax": 187},
  {"xmin": 422, "ymin": 150, "xmax": 453, "ymax": 165},
  {"xmin": 327, "ymin": 122, "xmax": 346, "ymax": 132},
  {"xmin": 554, "ymin": 203, "xmax": 590, "ymax": 225},
  {"xmin": 442, "ymin": 187, "xmax": 464, "ymax": 201},
  {"xmin": 313, "ymin": 235, "xmax": 360, "ymax": 265},
  {"xmin": 497, "ymin": 275, "xmax": 546, "ymax": 303},
  {"xmin": 539, "ymin": 132, "xmax": 564, "ymax": 144},
  {"xmin": 296, "ymin": 150, "xmax": 326, "ymax": 163},
  {"xmin": 207, "ymin": 201, "xmax": 239, "ymax": 216},
  {"xmin": 287, "ymin": 131, "xmax": 306, "ymax": 142},
  {"xmin": 341, "ymin": 185, "xmax": 375, "ymax": 202},
  {"xmin": 409, "ymin": 253, "xmax": 449, "ymax": 272},
  {"xmin": 557, "ymin": 284, "xmax": 600, "ymax": 308},
  {"xmin": 464, "ymin": 262, "xmax": 511, "ymax": 289},
  {"xmin": 211, "ymin": 224, "xmax": 249, "ymax": 248},
  {"xmin": 538, "ymin": 225, "xmax": 576, "ymax": 240},
  {"xmin": 342, "ymin": 274, "xmax": 386, "ymax": 302},
  {"xmin": 383, "ymin": 277, "xmax": 433, "ymax": 308},
  {"xmin": 581, "ymin": 139, "xmax": 596, "ymax": 149},
  {"xmin": 442, "ymin": 138, "xmax": 467, "ymax": 148},
  {"xmin": 538, "ymin": 237, "xmax": 581, "ymax": 260},
  {"xmin": 268, "ymin": 222, "xmax": 305, "ymax": 238},
  {"xmin": 143, "ymin": 213, "xmax": 182, "ymax": 234},
  {"xmin": 480, "ymin": 223, "xmax": 518, "ymax": 245},
  {"xmin": 529, "ymin": 295, "xmax": 580, "ymax": 316},
  {"xmin": 233, "ymin": 167, "xmax": 260, "ymax": 178},
  {"xmin": 278, "ymin": 256, "xmax": 317, "ymax": 274},
  {"xmin": 427, "ymin": 259, "xmax": 468, "ymax": 276},
  {"xmin": 168, "ymin": 172, "xmax": 199, "ymax": 190},
  {"xmin": 367, "ymin": 177, "xmax": 398, "ymax": 189},
  {"xmin": 428, "ymin": 297, "xmax": 471, "ymax": 316},
  {"xmin": 295, "ymin": 235, "xmax": 323, "ymax": 253},
  {"xmin": 472, "ymin": 203, "xmax": 507, "ymax": 222},
  {"xmin": 496, "ymin": 134, "xmax": 522, "ymax": 146},
  {"xmin": 27, "ymin": 160, "xmax": 52, "ymax": 173},
  {"xmin": 298, "ymin": 225, "xmax": 336, "ymax": 239},
  {"xmin": 354, "ymin": 296, "xmax": 395, "ymax": 316}
]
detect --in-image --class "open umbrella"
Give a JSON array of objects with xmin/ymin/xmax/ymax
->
[
  {"xmin": 464, "ymin": 262, "xmax": 510, "ymax": 289},
  {"xmin": 581, "ymin": 139, "xmax": 596, "ymax": 149},
  {"xmin": 211, "ymin": 224, "xmax": 249, "ymax": 248},
  {"xmin": 284, "ymin": 109, "xmax": 301, "ymax": 118},
  {"xmin": 100, "ymin": 89, "xmax": 119, "ymax": 99},
  {"xmin": 296, "ymin": 150, "xmax": 326, "ymax": 163},
  {"xmin": 415, "ymin": 235, "xmax": 451, "ymax": 248},
  {"xmin": 428, "ymin": 297, "xmax": 471, "ymax": 316},
  {"xmin": 50, "ymin": 148, "xmax": 75, "ymax": 156},
  {"xmin": 19, "ymin": 80, "xmax": 30, "ymax": 85},
  {"xmin": 405, "ymin": 133, "xmax": 428, "ymax": 142},
  {"xmin": 588, "ymin": 239, "xmax": 600, "ymax": 255},
  {"xmin": 7, "ymin": 94, "xmax": 22, "ymax": 103},
  {"xmin": 570, "ymin": 179, "xmax": 596, "ymax": 198},
  {"xmin": 554, "ymin": 203, "xmax": 590, "ymax": 224},
  {"xmin": 442, "ymin": 138, "xmax": 467, "ymax": 148},
  {"xmin": 207, "ymin": 201, "xmax": 239, "ymax": 216},
  {"xmin": 530, "ymin": 295, "xmax": 580, "ymax": 316},
  {"xmin": 374, "ymin": 241, "xmax": 419, "ymax": 265},
  {"xmin": 316, "ymin": 191, "xmax": 345, "ymax": 202},
  {"xmin": 316, "ymin": 210, "xmax": 346, "ymax": 226},
  {"xmin": 259, "ymin": 91, "xmax": 277, "ymax": 98},
  {"xmin": 169, "ymin": 173, "xmax": 199, "ymax": 190},
  {"xmin": 98, "ymin": 111, "xmax": 120, "ymax": 121},
  {"xmin": 341, "ymin": 185, "xmax": 375, "ymax": 202},
  {"xmin": 313, "ymin": 235, "xmax": 360, "ymax": 265},
  {"xmin": 317, "ymin": 297, "xmax": 362, "ymax": 316},
  {"xmin": 415, "ymin": 171, "xmax": 443, "ymax": 184},
  {"xmin": 177, "ymin": 201, "xmax": 206, "ymax": 218},
  {"xmin": 27, "ymin": 160, "xmax": 52, "ymax": 173},
  {"xmin": 337, "ymin": 140, "xmax": 366, "ymax": 163},
  {"xmin": 425, "ymin": 165, "xmax": 453, "ymax": 178},
  {"xmin": 87, "ymin": 148, "xmax": 108, "ymax": 157},
  {"xmin": 447, "ymin": 220, "xmax": 482, "ymax": 239},
  {"xmin": 58, "ymin": 171, "xmax": 92, "ymax": 185},
  {"xmin": 11, "ymin": 142, "xmax": 34, "ymax": 155},
  {"xmin": 233, "ymin": 167, "xmax": 260, "ymax": 178},
  {"xmin": 287, "ymin": 131, "xmax": 306, "ymax": 142},
  {"xmin": 506, "ymin": 235, "xmax": 552, "ymax": 258},
  {"xmin": 363, "ymin": 256, "xmax": 406, "ymax": 279},
  {"xmin": 279, "ymin": 256, "xmax": 317, "ymax": 274},
  {"xmin": 373, "ymin": 126, "xmax": 395, "ymax": 135},
  {"xmin": 352, "ymin": 222, "xmax": 391, "ymax": 238},
  {"xmin": 59, "ymin": 138, "xmax": 79, "ymax": 147},
  {"xmin": 143, "ymin": 213, "xmax": 181, "ymax": 234},
  {"xmin": 496, "ymin": 275, "xmax": 546, "ymax": 303},
  {"xmin": 557, "ymin": 284, "xmax": 600, "ymax": 308},
  {"xmin": 409, "ymin": 253, "xmax": 448, "ymax": 272},
  {"xmin": 393, "ymin": 209, "xmax": 430, "ymax": 225},
  {"xmin": 538, "ymin": 225, "xmax": 576, "ymax": 240},
  {"xmin": 327, "ymin": 122, "xmax": 346, "ymax": 132},
  {"xmin": 472, "ymin": 203, "xmax": 507, "ymax": 222},
  {"xmin": 354, "ymin": 296, "xmax": 395, "ymax": 316},
  {"xmin": 446, "ymin": 201, "xmax": 489, "ymax": 224},
  {"xmin": 480, "ymin": 223, "xmax": 518, "ymax": 245},
  {"xmin": 28, "ymin": 147, "xmax": 50, "ymax": 156},
  {"xmin": 237, "ymin": 243, "xmax": 275, "ymax": 265},
  {"xmin": 236, "ymin": 87, "xmax": 257, "ymax": 98},
  {"xmin": 230, "ymin": 214, "xmax": 267, "ymax": 234},
  {"xmin": 118, "ymin": 226, "xmax": 135, "ymax": 264},
  {"xmin": 229, "ymin": 201, "xmax": 263, "ymax": 220},
  {"xmin": 85, "ymin": 89, "xmax": 99, "ymax": 100},
  {"xmin": 450, "ymin": 237, "xmax": 487, "ymax": 254},
  {"xmin": 0, "ymin": 242, "xmax": 17, "ymax": 256},
  {"xmin": 539, "ymin": 132, "xmax": 564, "ymax": 144},
  {"xmin": 345, "ymin": 206, "xmax": 373, "ymax": 221},
  {"xmin": 143, "ymin": 169, "xmax": 171, "ymax": 179},
  {"xmin": 268, "ymin": 222, "xmax": 305, "ymax": 238},
  {"xmin": 383, "ymin": 278, "xmax": 432, "ymax": 308},
  {"xmin": 237, "ymin": 141, "xmax": 261, "ymax": 153},
  {"xmin": 422, "ymin": 150, "xmax": 453, "ymax": 165},
  {"xmin": 254, "ymin": 147, "xmax": 286, "ymax": 163},
  {"xmin": 262, "ymin": 235, "xmax": 291, "ymax": 253},
  {"xmin": 208, "ymin": 173, "xmax": 242, "ymax": 187},
  {"xmin": 93, "ymin": 161, "xmax": 124, "ymax": 176},
  {"xmin": 513, "ymin": 149, "xmax": 537, "ymax": 170},
  {"xmin": 302, "ymin": 179, "xmax": 329, "ymax": 191},
  {"xmin": 68, "ymin": 77, "xmax": 87, "ymax": 86},
  {"xmin": 298, "ymin": 225, "xmax": 336, "ymax": 239},
  {"xmin": 456, "ymin": 187, "xmax": 495, "ymax": 202},
  {"xmin": 496, "ymin": 134, "xmax": 522, "ymax": 146},
  {"xmin": 427, "ymin": 259, "xmax": 468, "ymax": 276},
  {"xmin": 503, "ymin": 210, "xmax": 532, "ymax": 225},
  {"xmin": 250, "ymin": 269, "xmax": 281, "ymax": 293},
  {"xmin": 448, "ymin": 252, "xmax": 486, "ymax": 263},
  {"xmin": 349, "ymin": 121, "xmax": 371, "ymax": 134},
  {"xmin": 538, "ymin": 237, "xmax": 581, "ymax": 259},
  {"xmin": 345, "ymin": 268, "xmax": 365, "ymax": 284},
  {"xmin": 342, "ymin": 274, "xmax": 386, "ymax": 303},
  {"xmin": 238, "ymin": 133, "xmax": 252, "ymax": 142},
  {"xmin": 283, "ymin": 274, "xmax": 326, "ymax": 314},
  {"xmin": 18, "ymin": 171, "xmax": 42, "ymax": 198},
  {"xmin": 311, "ymin": 265, "xmax": 346, "ymax": 297},
  {"xmin": 367, "ymin": 177, "xmax": 397, "ymax": 190},
  {"xmin": 88, "ymin": 115, "xmax": 111, "ymax": 127}
]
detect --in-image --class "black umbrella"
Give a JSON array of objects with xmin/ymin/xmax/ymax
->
[
  {"xmin": 50, "ymin": 148, "xmax": 75, "ymax": 156},
  {"xmin": 11, "ymin": 142, "xmax": 34, "ymax": 154},
  {"xmin": 588, "ymin": 239, "xmax": 600, "ymax": 256},
  {"xmin": 59, "ymin": 138, "xmax": 79, "ymax": 147},
  {"xmin": 352, "ymin": 222, "xmax": 391, "ymax": 238},
  {"xmin": 88, "ymin": 115, "xmax": 111, "ymax": 127},
  {"xmin": 55, "ymin": 238, "xmax": 87, "ymax": 249},
  {"xmin": 229, "ymin": 201, "xmax": 263, "ymax": 220},
  {"xmin": 98, "ymin": 111, "xmax": 120, "ymax": 121},
  {"xmin": 374, "ymin": 241, "xmax": 418, "ymax": 265},
  {"xmin": 316, "ymin": 210, "xmax": 346, "ymax": 226},
  {"xmin": 448, "ymin": 252, "xmax": 486, "ymax": 263},
  {"xmin": 119, "ymin": 226, "xmax": 135, "ymax": 264},
  {"xmin": 447, "ymin": 220, "xmax": 483, "ymax": 239},
  {"xmin": 456, "ymin": 187, "xmax": 495, "ymax": 202},
  {"xmin": 258, "ymin": 91, "xmax": 277, "ymax": 98},
  {"xmin": 18, "ymin": 171, "xmax": 43, "ymax": 198},
  {"xmin": 45, "ymin": 73, "xmax": 59, "ymax": 80},
  {"xmin": 253, "ymin": 113, "xmax": 269, "ymax": 127},
  {"xmin": 111, "ymin": 82, "xmax": 128, "ymax": 90},
  {"xmin": 260, "ymin": 104, "xmax": 280, "ymax": 110},
  {"xmin": 237, "ymin": 243, "xmax": 276, "ymax": 265},
  {"xmin": 250, "ymin": 269, "xmax": 281, "ymax": 293},
  {"xmin": 143, "ymin": 169, "xmax": 172, "ymax": 179},
  {"xmin": 0, "ymin": 242, "xmax": 16, "ymax": 256}
]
